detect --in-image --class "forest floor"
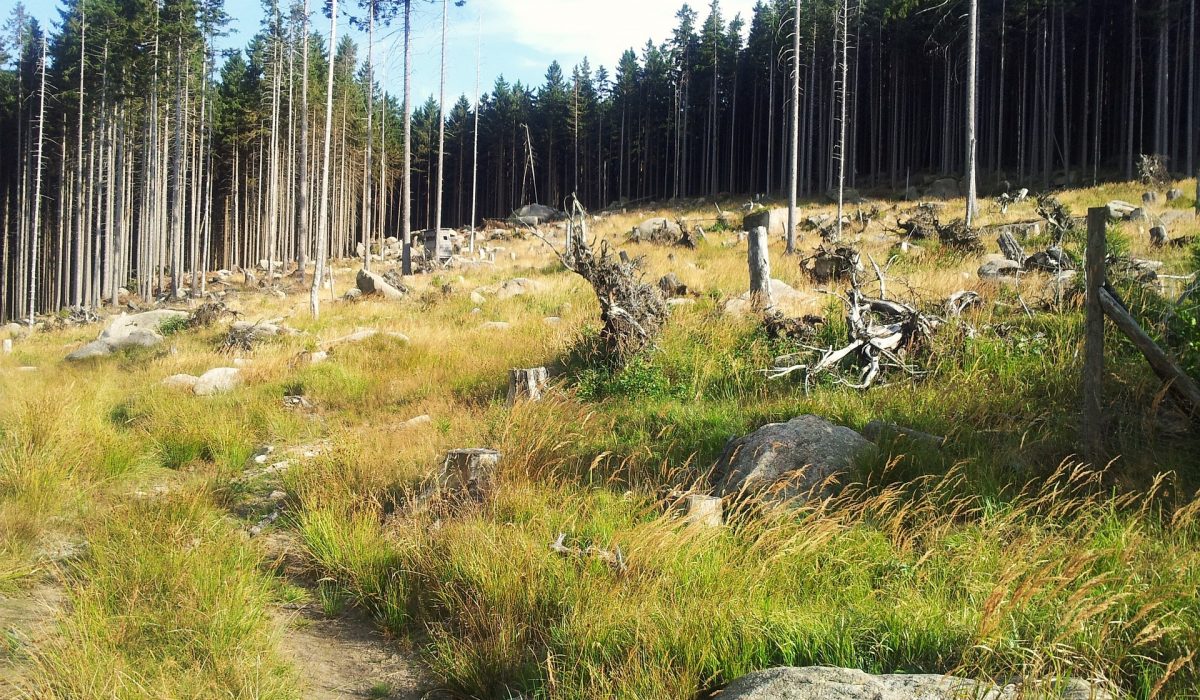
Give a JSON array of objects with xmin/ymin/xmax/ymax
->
[{"xmin": 1, "ymin": 179, "xmax": 1199, "ymax": 699}]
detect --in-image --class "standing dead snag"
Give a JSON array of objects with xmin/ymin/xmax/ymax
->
[
  {"xmin": 530, "ymin": 198, "xmax": 667, "ymax": 367},
  {"xmin": 748, "ymin": 226, "xmax": 773, "ymax": 310}
]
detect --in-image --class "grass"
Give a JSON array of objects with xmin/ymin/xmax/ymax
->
[{"xmin": 0, "ymin": 178, "xmax": 1197, "ymax": 698}]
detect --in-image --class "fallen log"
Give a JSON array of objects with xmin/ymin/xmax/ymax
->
[{"xmin": 1098, "ymin": 286, "xmax": 1200, "ymax": 410}]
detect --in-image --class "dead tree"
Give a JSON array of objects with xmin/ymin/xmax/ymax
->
[
  {"xmin": 748, "ymin": 226, "xmax": 772, "ymax": 309},
  {"xmin": 529, "ymin": 197, "xmax": 667, "ymax": 366}
]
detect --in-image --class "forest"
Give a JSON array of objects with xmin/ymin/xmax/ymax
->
[{"xmin": 0, "ymin": 0, "xmax": 1197, "ymax": 322}]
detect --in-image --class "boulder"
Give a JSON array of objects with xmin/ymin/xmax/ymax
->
[
  {"xmin": 1129, "ymin": 207, "xmax": 1150, "ymax": 223},
  {"xmin": 710, "ymin": 416, "xmax": 874, "ymax": 501},
  {"xmin": 493, "ymin": 278, "xmax": 537, "ymax": 300},
  {"xmin": 719, "ymin": 667, "xmax": 1112, "ymax": 700},
  {"xmin": 513, "ymin": 203, "xmax": 563, "ymax": 223},
  {"xmin": 724, "ymin": 279, "xmax": 812, "ymax": 317},
  {"xmin": 825, "ymin": 188, "xmax": 865, "ymax": 204},
  {"xmin": 743, "ymin": 207, "xmax": 792, "ymax": 237},
  {"xmin": 926, "ymin": 178, "xmax": 961, "ymax": 200},
  {"xmin": 3, "ymin": 322, "xmax": 26, "ymax": 339},
  {"xmin": 66, "ymin": 309, "xmax": 188, "ymax": 361},
  {"xmin": 193, "ymin": 367, "xmax": 241, "ymax": 396},
  {"xmin": 902, "ymin": 186, "xmax": 921, "ymax": 201},
  {"xmin": 1105, "ymin": 200, "xmax": 1137, "ymax": 220},
  {"xmin": 978, "ymin": 254, "xmax": 1021, "ymax": 279},
  {"xmin": 1166, "ymin": 188, "xmax": 1184, "ymax": 202},
  {"xmin": 355, "ymin": 268, "xmax": 406, "ymax": 300},
  {"xmin": 631, "ymin": 217, "xmax": 682, "ymax": 242}
]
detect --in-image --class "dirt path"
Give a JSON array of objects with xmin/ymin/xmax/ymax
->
[
  {"xmin": 262, "ymin": 530, "xmax": 438, "ymax": 700},
  {"xmin": 275, "ymin": 603, "xmax": 432, "ymax": 700},
  {"xmin": 0, "ymin": 579, "xmax": 64, "ymax": 698}
]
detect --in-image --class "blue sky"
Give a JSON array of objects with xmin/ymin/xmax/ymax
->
[{"xmin": 17, "ymin": 0, "xmax": 758, "ymax": 104}]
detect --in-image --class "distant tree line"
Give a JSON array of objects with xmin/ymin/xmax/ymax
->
[{"xmin": 0, "ymin": 0, "xmax": 1196, "ymax": 321}]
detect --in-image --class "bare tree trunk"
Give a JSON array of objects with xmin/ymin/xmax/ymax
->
[
  {"xmin": 401, "ymin": 0, "xmax": 413, "ymax": 276},
  {"xmin": 786, "ymin": 0, "xmax": 800, "ymax": 254},
  {"xmin": 834, "ymin": 0, "xmax": 851, "ymax": 240},
  {"xmin": 28, "ymin": 38, "xmax": 48, "ymax": 324},
  {"xmin": 965, "ymin": 0, "xmax": 979, "ymax": 226},
  {"xmin": 310, "ymin": 0, "xmax": 337, "ymax": 317},
  {"xmin": 362, "ymin": 0, "xmax": 374, "ymax": 271},
  {"xmin": 297, "ymin": 0, "xmax": 310, "ymax": 282},
  {"xmin": 470, "ymin": 10, "xmax": 480, "ymax": 252},
  {"xmin": 434, "ymin": 0, "xmax": 448, "ymax": 243}
]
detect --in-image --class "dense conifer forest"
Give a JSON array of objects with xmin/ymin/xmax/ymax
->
[{"xmin": 0, "ymin": 0, "xmax": 1196, "ymax": 321}]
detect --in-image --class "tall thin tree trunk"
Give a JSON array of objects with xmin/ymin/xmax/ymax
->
[
  {"xmin": 401, "ymin": 0, "xmax": 413, "ymax": 276},
  {"xmin": 786, "ymin": 0, "xmax": 800, "ymax": 253},
  {"xmin": 28, "ymin": 39, "xmax": 47, "ymax": 325},
  {"xmin": 965, "ymin": 0, "xmax": 979, "ymax": 226},
  {"xmin": 310, "ymin": 0, "xmax": 337, "ymax": 316},
  {"xmin": 434, "ymin": 0, "xmax": 448, "ymax": 245}
]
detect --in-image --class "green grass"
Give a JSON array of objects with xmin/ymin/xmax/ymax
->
[
  {"xmin": 1, "ymin": 178, "xmax": 1198, "ymax": 698},
  {"xmin": 33, "ymin": 495, "xmax": 299, "ymax": 698}
]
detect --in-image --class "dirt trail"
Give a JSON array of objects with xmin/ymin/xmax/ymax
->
[
  {"xmin": 275, "ymin": 603, "xmax": 431, "ymax": 700},
  {"xmin": 0, "ymin": 580, "xmax": 64, "ymax": 698},
  {"xmin": 262, "ymin": 530, "xmax": 437, "ymax": 700}
]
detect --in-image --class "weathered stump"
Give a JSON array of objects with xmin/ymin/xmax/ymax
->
[
  {"xmin": 507, "ymin": 367, "xmax": 549, "ymax": 406},
  {"xmin": 2, "ymin": 339, "xmax": 10, "ymax": 354},
  {"xmin": 441, "ymin": 448, "xmax": 502, "ymax": 499},
  {"xmin": 683, "ymin": 494, "xmax": 723, "ymax": 527},
  {"xmin": 748, "ymin": 226, "xmax": 773, "ymax": 309},
  {"xmin": 997, "ymin": 230, "xmax": 1026, "ymax": 264},
  {"xmin": 1150, "ymin": 226, "xmax": 1168, "ymax": 247}
]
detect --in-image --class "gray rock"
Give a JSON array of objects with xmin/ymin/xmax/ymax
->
[
  {"xmin": 632, "ymin": 217, "xmax": 682, "ymax": 241},
  {"xmin": 743, "ymin": 207, "xmax": 792, "ymax": 237},
  {"xmin": 1166, "ymin": 188, "xmax": 1183, "ymax": 202},
  {"xmin": 493, "ymin": 278, "xmax": 537, "ymax": 300},
  {"xmin": 719, "ymin": 667, "xmax": 1112, "ymax": 700},
  {"xmin": 1106, "ymin": 200, "xmax": 1137, "ymax": 220},
  {"xmin": 513, "ymin": 203, "xmax": 563, "ymax": 223},
  {"xmin": 66, "ymin": 309, "xmax": 188, "ymax": 360},
  {"xmin": 724, "ymin": 279, "xmax": 811, "ymax": 317},
  {"xmin": 902, "ymin": 186, "xmax": 922, "ymax": 201},
  {"xmin": 978, "ymin": 254, "xmax": 1021, "ymax": 279},
  {"xmin": 1129, "ymin": 207, "xmax": 1150, "ymax": 223},
  {"xmin": 825, "ymin": 188, "xmax": 865, "ymax": 204},
  {"xmin": 711, "ymin": 416, "xmax": 874, "ymax": 501},
  {"xmin": 926, "ymin": 178, "xmax": 961, "ymax": 200},
  {"xmin": 193, "ymin": 367, "xmax": 241, "ymax": 396},
  {"xmin": 1150, "ymin": 225, "xmax": 1168, "ymax": 246},
  {"xmin": 355, "ymin": 268, "xmax": 406, "ymax": 300},
  {"xmin": 343, "ymin": 287, "xmax": 363, "ymax": 300},
  {"xmin": 3, "ymin": 322, "xmax": 27, "ymax": 339}
]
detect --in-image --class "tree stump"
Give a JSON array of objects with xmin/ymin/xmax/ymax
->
[
  {"xmin": 2, "ymin": 339, "xmax": 10, "ymax": 354},
  {"xmin": 507, "ymin": 367, "xmax": 549, "ymax": 405},
  {"xmin": 997, "ymin": 230, "xmax": 1026, "ymax": 263},
  {"xmin": 440, "ymin": 448, "xmax": 502, "ymax": 500},
  {"xmin": 683, "ymin": 495, "xmax": 723, "ymax": 527},
  {"xmin": 1150, "ymin": 226, "xmax": 1168, "ymax": 247},
  {"xmin": 748, "ymin": 226, "xmax": 773, "ymax": 309}
]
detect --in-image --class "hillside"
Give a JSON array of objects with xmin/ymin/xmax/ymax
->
[{"xmin": 2, "ymin": 181, "xmax": 1200, "ymax": 699}]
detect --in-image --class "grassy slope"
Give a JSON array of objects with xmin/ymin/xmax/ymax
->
[{"xmin": 0, "ymin": 180, "xmax": 1198, "ymax": 698}]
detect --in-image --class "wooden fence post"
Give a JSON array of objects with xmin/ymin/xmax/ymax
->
[{"xmin": 1081, "ymin": 207, "xmax": 1107, "ymax": 462}]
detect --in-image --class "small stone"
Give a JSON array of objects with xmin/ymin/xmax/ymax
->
[
  {"xmin": 268, "ymin": 490, "xmax": 287, "ymax": 501},
  {"xmin": 402, "ymin": 414, "xmax": 432, "ymax": 429}
]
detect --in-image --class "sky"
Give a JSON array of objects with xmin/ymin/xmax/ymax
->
[{"xmin": 16, "ymin": 0, "xmax": 759, "ymax": 104}]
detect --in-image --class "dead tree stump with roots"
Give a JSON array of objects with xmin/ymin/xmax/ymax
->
[
  {"xmin": 507, "ymin": 367, "xmax": 549, "ymax": 405},
  {"xmin": 441, "ymin": 448, "xmax": 502, "ymax": 500}
]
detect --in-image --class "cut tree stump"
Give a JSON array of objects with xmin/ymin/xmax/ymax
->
[
  {"xmin": 683, "ymin": 495, "xmax": 723, "ymax": 527},
  {"xmin": 507, "ymin": 367, "xmax": 549, "ymax": 405},
  {"xmin": 2, "ymin": 339, "xmax": 10, "ymax": 354},
  {"xmin": 748, "ymin": 226, "xmax": 772, "ymax": 309},
  {"xmin": 440, "ymin": 448, "xmax": 502, "ymax": 499}
]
